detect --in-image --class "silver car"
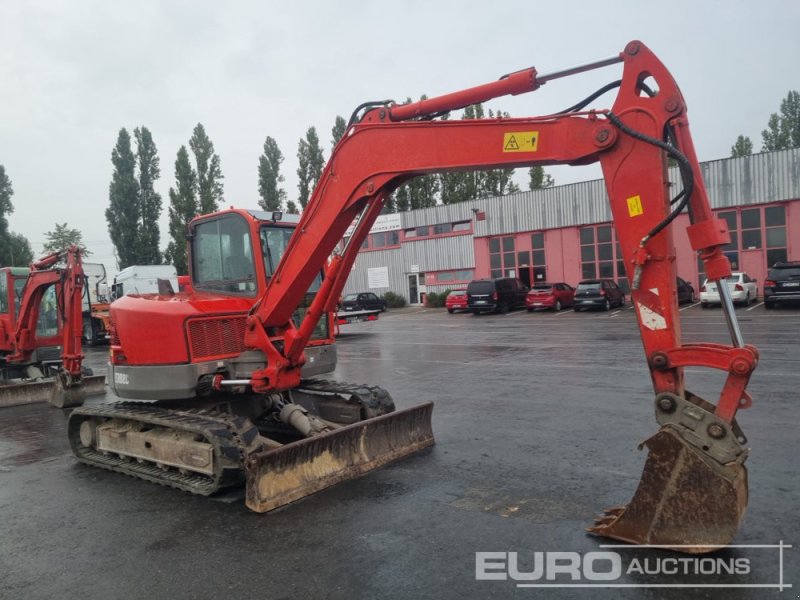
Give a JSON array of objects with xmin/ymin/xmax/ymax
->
[{"xmin": 700, "ymin": 272, "xmax": 758, "ymax": 307}]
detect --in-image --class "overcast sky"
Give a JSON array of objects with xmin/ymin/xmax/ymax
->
[{"xmin": 2, "ymin": 0, "xmax": 798, "ymax": 276}]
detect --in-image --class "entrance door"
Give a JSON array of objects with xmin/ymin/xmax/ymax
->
[
  {"xmin": 741, "ymin": 249, "xmax": 765, "ymax": 295},
  {"xmin": 408, "ymin": 274, "xmax": 420, "ymax": 304}
]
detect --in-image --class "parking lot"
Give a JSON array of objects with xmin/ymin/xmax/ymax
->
[{"xmin": 1, "ymin": 303, "xmax": 798, "ymax": 599}]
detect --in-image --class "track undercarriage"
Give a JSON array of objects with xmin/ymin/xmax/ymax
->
[{"xmin": 68, "ymin": 380, "xmax": 434, "ymax": 506}]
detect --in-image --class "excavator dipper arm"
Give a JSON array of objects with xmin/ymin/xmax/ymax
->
[{"xmin": 244, "ymin": 41, "xmax": 754, "ymax": 550}]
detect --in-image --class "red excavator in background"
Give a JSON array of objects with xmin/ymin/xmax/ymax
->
[
  {"xmin": 69, "ymin": 41, "xmax": 756, "ymax": 553},
  {"xmin": 0, "ymin": 247, "xmax": 103, "ymax": 407}
]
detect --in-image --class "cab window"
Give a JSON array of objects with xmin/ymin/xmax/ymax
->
[
  {"xmin": 193, "ymin": 214, "xmax": 256, "ymax": 295},
  {"xmin": 36, "ymin": 285, "xmax": 59, "ymax": 338}
]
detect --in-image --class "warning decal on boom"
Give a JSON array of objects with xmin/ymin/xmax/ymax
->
[{"xmin": 503, "ymin": 131, "xmax": 539, "ymax": 153}]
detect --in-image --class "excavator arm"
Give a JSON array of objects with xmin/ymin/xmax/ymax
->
[
  {"xmin": 243, "ymin": 41, "xmax": 754, "ymax": 550},
  {"xmin": 10, "ymin": 246, "xmax": 89, "ymax": 407},
  {"xmin": 249, "ymin": 41, "xmax": 755, "ymax": 419}
]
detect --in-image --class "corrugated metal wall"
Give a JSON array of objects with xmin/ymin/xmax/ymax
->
[{"xmin": 342, "ymin": 148, "xmax": 800, "ymax": 300}]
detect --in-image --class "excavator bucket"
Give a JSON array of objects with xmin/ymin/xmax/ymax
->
[
  {"xmin": 0, "ymin": 375, "xmax": 105, "ymax": 409},
  {"xmin": 245, "ymin": 402, "xmax": 434, "ymax": 512},
  {"xmin": 587, "ymin": 427, "xmax": 748, "ymax": 553}
]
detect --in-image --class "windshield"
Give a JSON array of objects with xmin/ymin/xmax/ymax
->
[
  {"xmin": 260, "ymin": 225, "xmax": 295, "ymax": 278},
  {"xmin": 260, "ymin": 224, "xmax": 327, "ymax": 339},
  {"xmin": 343, "ymin": 294, "xmax": 358, "ymax": 301},
  {"xmin": 13, "ymin": 278, "xmax": 25, "ymax": 316},
  {"xmin": 449, "ymin": 290, "xmax": 466, "ymax": 296},
  {"xmin": 532, "ymin": 284, "xmax": 552, "ymax": 291},
  {"xmin": 578, "ymin": 282, "xmax": 601, "ymax": 291}
]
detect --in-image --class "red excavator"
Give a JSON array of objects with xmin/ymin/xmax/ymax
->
[
  {"xmin": 0, "ymin": 247, "xmax": 103, "ymax": 407},
  {"xmin": 69, "ymin": 41, "xmax": 755, "ymax": 553}
]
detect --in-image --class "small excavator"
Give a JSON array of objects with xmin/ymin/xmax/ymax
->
[
  {"xmin": 0, "ymin": 246, "xmax": 104, "ymax": 407},
  {"xmin": 68, "ymin": 41, "xmax": 755, "ymax": 553}
]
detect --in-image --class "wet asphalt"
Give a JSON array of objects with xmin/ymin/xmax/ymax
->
[{"xmin": 0, "ymin": 302, "xmax": 797, "ymax": 599}]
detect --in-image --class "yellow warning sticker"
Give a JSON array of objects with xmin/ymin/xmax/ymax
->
[
  {"xmin": 627, "ymin": 195, "xmax": 644, "ymax": 217},
  {"xmin": 503, "ymin": 131, "xmax": 539, "ymax": 153}
]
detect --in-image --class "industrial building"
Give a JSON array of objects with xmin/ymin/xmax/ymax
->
[{"xmin": 342, "ymin": 148, "xmax": 800, "ymax": 304}]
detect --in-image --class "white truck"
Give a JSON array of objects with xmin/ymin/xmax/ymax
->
[{"xmin": 111, "ymin": 265, "xmax": 179, "ymax": 299}]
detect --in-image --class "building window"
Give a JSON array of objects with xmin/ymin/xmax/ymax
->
[
  {"xmin": 367, "ymin": 230, "xmax": 400, "ymax": 249},
  {"xmin": 435, "ymin": 269, "xmax": 474, "ymax": 282},
  {"xmin": 580, "ymin": 224, "xmax": 627, "ymax": 289},
  {"xmin": 529, "ymin": 232, "xmax": 547, "ymax": 282},
  {"xmin": 698, "ymin": 205, "xmax": 787, "ymax": 285},
  {"xmin": 402, "ymin": 221, "xmax": 471, "ymax": 241},
  {"xmin": 489, "ymin": 236, "xmax": 516, "ymax": 279},
  {"xmin": 765, "ymin": 205, "xmax": 787, "ymax": 266}
]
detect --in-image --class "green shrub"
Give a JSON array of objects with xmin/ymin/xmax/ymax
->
[
  {"xmin": 425, "ymin": 289, "xmax": 452, "ymax": 308},
  {"xmin": 381, "ymin": 291, "xmax": 407, "ymax": 308}
]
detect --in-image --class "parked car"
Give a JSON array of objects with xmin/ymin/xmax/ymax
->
[
  {"xmin": 677, "ymin": 277, "xmax": 696, "ymax": 305},
  {"xmin": 764, "ymin": 262, "xmax": 800, "ymax": 309},
  {"xmin": 340, "ymin": 292, "xmax": 386, "ymax": 312},
  {"xmin": 466, "ymin": 278, "xmax": 528, "ymax": 314},
  {"xmin": 699, "ymin": 272, "xmax": 757, "ymax": 308},
  {"xmin": 525, "ymin": 282, "xmax": 575, "ymax": 311},
  {"xmin": 573, "ymin": 279, "xmax": 625, "ymax": 311},
  {"xmin": 445, "ymin": 290, "xmax": 469, "ymax": 313}
]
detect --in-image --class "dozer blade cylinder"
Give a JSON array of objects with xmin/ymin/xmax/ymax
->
[
  {"xmin": 587, "ymin": 427, "xmax": 748, "ymax": 554},
  {"xmin": 0, "ymin": 375, "xmax": 105, "ymax": 408},
  {"xmin": 245, "ymin": 402, "xmax": 434, "ymax": 513}
]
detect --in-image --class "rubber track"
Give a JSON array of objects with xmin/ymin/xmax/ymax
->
[
  {"xmin": 67, "ymin": 403, "xmax": 259, "ymax": 496},
  {"xmin": 297, "ymin": 380, "xmax": 396, "ymax": 418}
]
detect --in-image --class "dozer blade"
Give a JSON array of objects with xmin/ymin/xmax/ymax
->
[
  {"xmin": 0, "ymin": 375, "xmax": 105, "ymax": 409},
  {"xmin": 245, "ymin": 402, "xmax": 434, "ymax": 512},
  {"xmin": 587, "ymin": 427, "xmax": 748, "ymax": 554}
]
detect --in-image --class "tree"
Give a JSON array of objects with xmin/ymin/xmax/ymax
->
[
  {"xmin": 190, "ymin": 123, "xmax": 224, "ymax": 214},
  {"xmin": 296, "ymin": 127, "xmax": 325, "ymax": 208},
  {"xmin": 331, "ymin": 115, "xmax": 347, "ymax": 148},
  {"xmin": 285, "ymin": 200, "xmax": 299, "ymax": 214},
  {"xmin": 43, "ymin": 222, "xmax": 89, "ymax": 255},
  {"xmin": 529, "ymin": 166, "xmax": 555, "ymax": 190},
  {"xmin": 762, "ymin": 90, "xmax": 800, "ymax": 151},
  {"xmin": 106, "ymin": 128, "xmax": 141, "ymax": 269},
  {"xmin": 0, "ymin": 165, "xmax": 12, "ymax": 231},
  {"xmin": 164, "ymin": 146, "xmax": 198, "ymax": 275},
  {"xmin": 134, "ymin": 126, "xmax": 162, "ymax": 264},
  {"xmin": 7, "ymin": 232, "xmax": 33, "ymax": 266},
  {"xmin": 0, "ymin": 166, "xmax": 34, "ymax": 266},
  {"xmin": 731, "ymin": 135, "xmax": 753, "ymax": 158},
  {"xmin": 439, "ymin": 104, "xmax": 482, "ymax": 204},
  {"xmin": 258, "ymin": 136, "xmax": 287, "ymax": 211}
]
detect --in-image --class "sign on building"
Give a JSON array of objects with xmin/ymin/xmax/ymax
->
[
  {"xmin": 345, "ymin": 213, "xmax": 402, "ymax": 237},
  {"xmin": 367, "ymin": 266, "xmax": 390, "ymax": 289}
]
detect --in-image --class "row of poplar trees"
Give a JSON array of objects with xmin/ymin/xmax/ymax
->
[{"xmin": 105, "ymin": 103, "xmax": 556, "ymax": 275}]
